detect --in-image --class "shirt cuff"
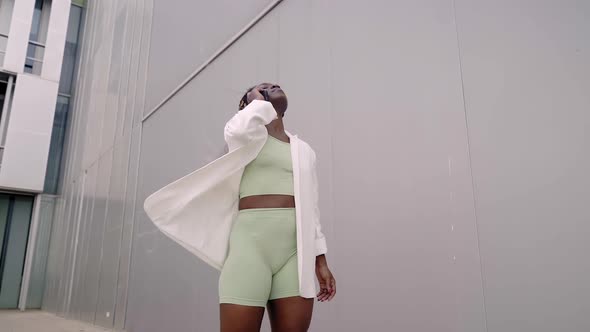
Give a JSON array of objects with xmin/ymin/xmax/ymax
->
[
  {"xmin": 315, "ymin": 238, "xmax": 328, "ymax": 256},
  {"xmin": 249, "ymin": 100, "xmax": 277, "ymax": 124}
]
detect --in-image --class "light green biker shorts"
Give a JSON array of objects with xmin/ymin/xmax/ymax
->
[{"xmin": 219, "ymin": 208, "xmax": 300, "ymax": 307}]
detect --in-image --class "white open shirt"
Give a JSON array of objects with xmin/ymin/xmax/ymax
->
[{"xmin": 143, "ymin": 100, "xmax": 328, "ymax": 298}]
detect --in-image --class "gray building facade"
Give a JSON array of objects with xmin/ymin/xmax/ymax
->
[{"xmin": 43, "ymin": 1, "xmax": 590, "ymax": 332}]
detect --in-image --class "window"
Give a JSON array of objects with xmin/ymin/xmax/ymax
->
[
  {"xmin": 44, "ymin": 3, "xmax": 83, "ymax": 194},
  {"xmin": 44, "ymin": 95, "xmax": 68, "ymax": 193},
  {"xmin": 24, "ymin": 0, "xmax": 51, "ymax": 75},
  {"xmin": 0, "ymin": 73, "xmax": 15, "ymax": 167},
  {"xmin": 0, "ymin": 0, "xmax": 15, "ymax": 66},
  {"xmin": 58, "ymin": 4, "xmax": 82, "ymax": 94}
]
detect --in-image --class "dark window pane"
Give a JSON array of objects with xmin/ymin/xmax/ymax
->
[
  {"xmin": 58, "ymin": 5, "xmax": 82, "ymax": 94},
  {"xmin": 43, "ymin": 95, "xmax": 69, "ymax": 194}
]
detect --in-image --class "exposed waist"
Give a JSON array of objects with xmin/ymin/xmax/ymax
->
[
  {"xmin": 239, "ymin": 181, "xmax": 294, "ymax": 198},
  {"xmin": 238, "ymin": 194, "xmax": 295, "ymax": 210}
]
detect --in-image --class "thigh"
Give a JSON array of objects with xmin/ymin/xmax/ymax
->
[
  {"xmin": 266, "ymin": 296, "xmax": 314, "ymax": 332},
  {"xmin": 219, "ymin": 215, "xmax": 273, "ymax": 307},
  {"xmin": 269, "ymin": 251, "xmax": 299, "ymax": 300},
  {"xmin": 220, "ymin": 303, "xmax": 265, "ymax": 332},
  {"xmin": 219, "ymin": 252, "xmax": 272, "ymax": 307}
]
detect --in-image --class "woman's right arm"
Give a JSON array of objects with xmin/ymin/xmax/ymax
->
[{"xmin": 224, "ymin": 100, "xmax": 277, "ymax": 150}]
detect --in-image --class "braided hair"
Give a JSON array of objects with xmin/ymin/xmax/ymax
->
[{"xmin": 238, "ymin": 86, "xmax": 256, "ymax": 110}]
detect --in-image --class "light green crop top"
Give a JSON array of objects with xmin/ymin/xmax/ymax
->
[{"xmin": 239, "ymin": 135, "xmax": 294, "ymax": 198}]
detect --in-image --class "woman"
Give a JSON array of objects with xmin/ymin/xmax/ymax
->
[{"xmin": 143, "ymin": 83, "xmax": 336, "ymax": 332}]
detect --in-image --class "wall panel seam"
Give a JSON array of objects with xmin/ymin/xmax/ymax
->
[
  {"xmin": 451, "ymin": 1, "xmax": 489, "ymax": 331},
  {"xmin": 141, "ymin": 0, "xmax": 284, "ymax": 123}
]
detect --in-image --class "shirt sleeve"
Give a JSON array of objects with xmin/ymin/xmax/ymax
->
[
  {"xmin": 310, "ymin": 149, "xmax": 328, "ymax": 256},
  {"xmin": 224, "ymin": 100, "xmax": 277, "ymax": 150}
]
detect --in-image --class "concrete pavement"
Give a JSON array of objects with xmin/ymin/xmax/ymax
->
[{"xmin": 0, "ymin": 310, "xmax": 112, "ymax": 332}]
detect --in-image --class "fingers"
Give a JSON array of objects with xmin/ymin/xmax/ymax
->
[
  {"xmin": 247, "ymin": 88, "xmax": 265, "ymax": 103},
  {"xmin": 327, "ymin": 278, "xmax": 336, "ymax": 301},
  {"xmin": 317, "ymin": 279, "xmax": 335, "ymax": 302},
  {"xmin": 316, "ymin": 270, "xmax": 336, "ymax": 302},
  {"xmin": 317, "ymin": 279, "xmax": 336, "ymax": 302},
  {"xmin": 317, "ymin": 288, "xmax": 329, "ymax": 302}
]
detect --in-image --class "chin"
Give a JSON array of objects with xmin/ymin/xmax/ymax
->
[
  {"xmin": 269, "ymin": 91, "xmax": 286, "ymax": 101},
  {"xmin": 271, "ymin": 97, "xmax": 288, "ymax": 114}
]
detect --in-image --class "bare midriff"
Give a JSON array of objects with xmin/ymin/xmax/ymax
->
[{"xmin": 238, "ymin": 194, "xmax": 295, "ymax": 210}]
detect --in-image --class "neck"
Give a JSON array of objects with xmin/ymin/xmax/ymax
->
[{"xmin": 265, "ymin": 117, "xmax": 286, "ymax": 136}]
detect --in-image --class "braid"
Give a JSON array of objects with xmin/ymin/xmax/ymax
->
[{"xmin": 238, "ymin": 86, "xmax": 256, "ymax": 110}]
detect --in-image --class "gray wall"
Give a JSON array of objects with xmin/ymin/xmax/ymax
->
[
  {"xmin": 43, "ymin": 0, "xmax": 151, "ymax": 331},
  {"xmin": 456, "ymin": 2, "xmax": 590, "ymax": 331},
  {"xmin": 43, "ymin": 0, "xmax": 590, "ymax": 331}
]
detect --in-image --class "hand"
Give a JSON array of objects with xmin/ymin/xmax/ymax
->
[
  {"xmin": 249, "ymin": 88, "xmax": 279, "ymax": 120},
  {"xmin": 315, "ymin": 263, "xmax": 336, "ymax": 302},
  {"xmin": 246, "ymin": 88, "xmax": 265, "ymax": 104}
]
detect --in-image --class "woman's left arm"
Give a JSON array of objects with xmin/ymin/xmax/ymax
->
[
  {"xmin": 311, "ymin": 149, "xmax": 336, "ymax": 302},
  {"xmin": 315, "ymin": 254, "xmax": 336, "ymax": 302}
]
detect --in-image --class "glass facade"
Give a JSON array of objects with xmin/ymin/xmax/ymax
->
[
  {"xmin": 43, "ymin": 4, "xmax": 83, "ymax": 194},
  {"xmin": 0, "ymin": 0, "xmax": 15, "ymax": 66},
  {"xmin": 0, "ymin": 73, "xmax": 14, "ymax": 166},
  {"xmin": 43, "ymin": 95, "xmax": 69, "ymax": 193},
  {"xmin": 24, "ymin": 0, "xmax": 52, "ymax": 74},
  {"xmin": 59, "ymin": 4, "xmax": 82, "ymax": 94},
  {"xmin": 0, "ymin": 194, "xmax": 34, "ymax": 309},
  {"xmin": 0, "ymin": 79, "xmax": 6, "ymax": 163}
]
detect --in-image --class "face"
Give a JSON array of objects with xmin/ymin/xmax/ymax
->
[{"xmin": 257, "ymin": 82, "xmax": 288, "ymax": 115}]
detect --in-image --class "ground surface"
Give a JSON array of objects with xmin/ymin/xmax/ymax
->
[{"xmin": 0, "ymin": 310, "xmax": 112, "ymax": 332}]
